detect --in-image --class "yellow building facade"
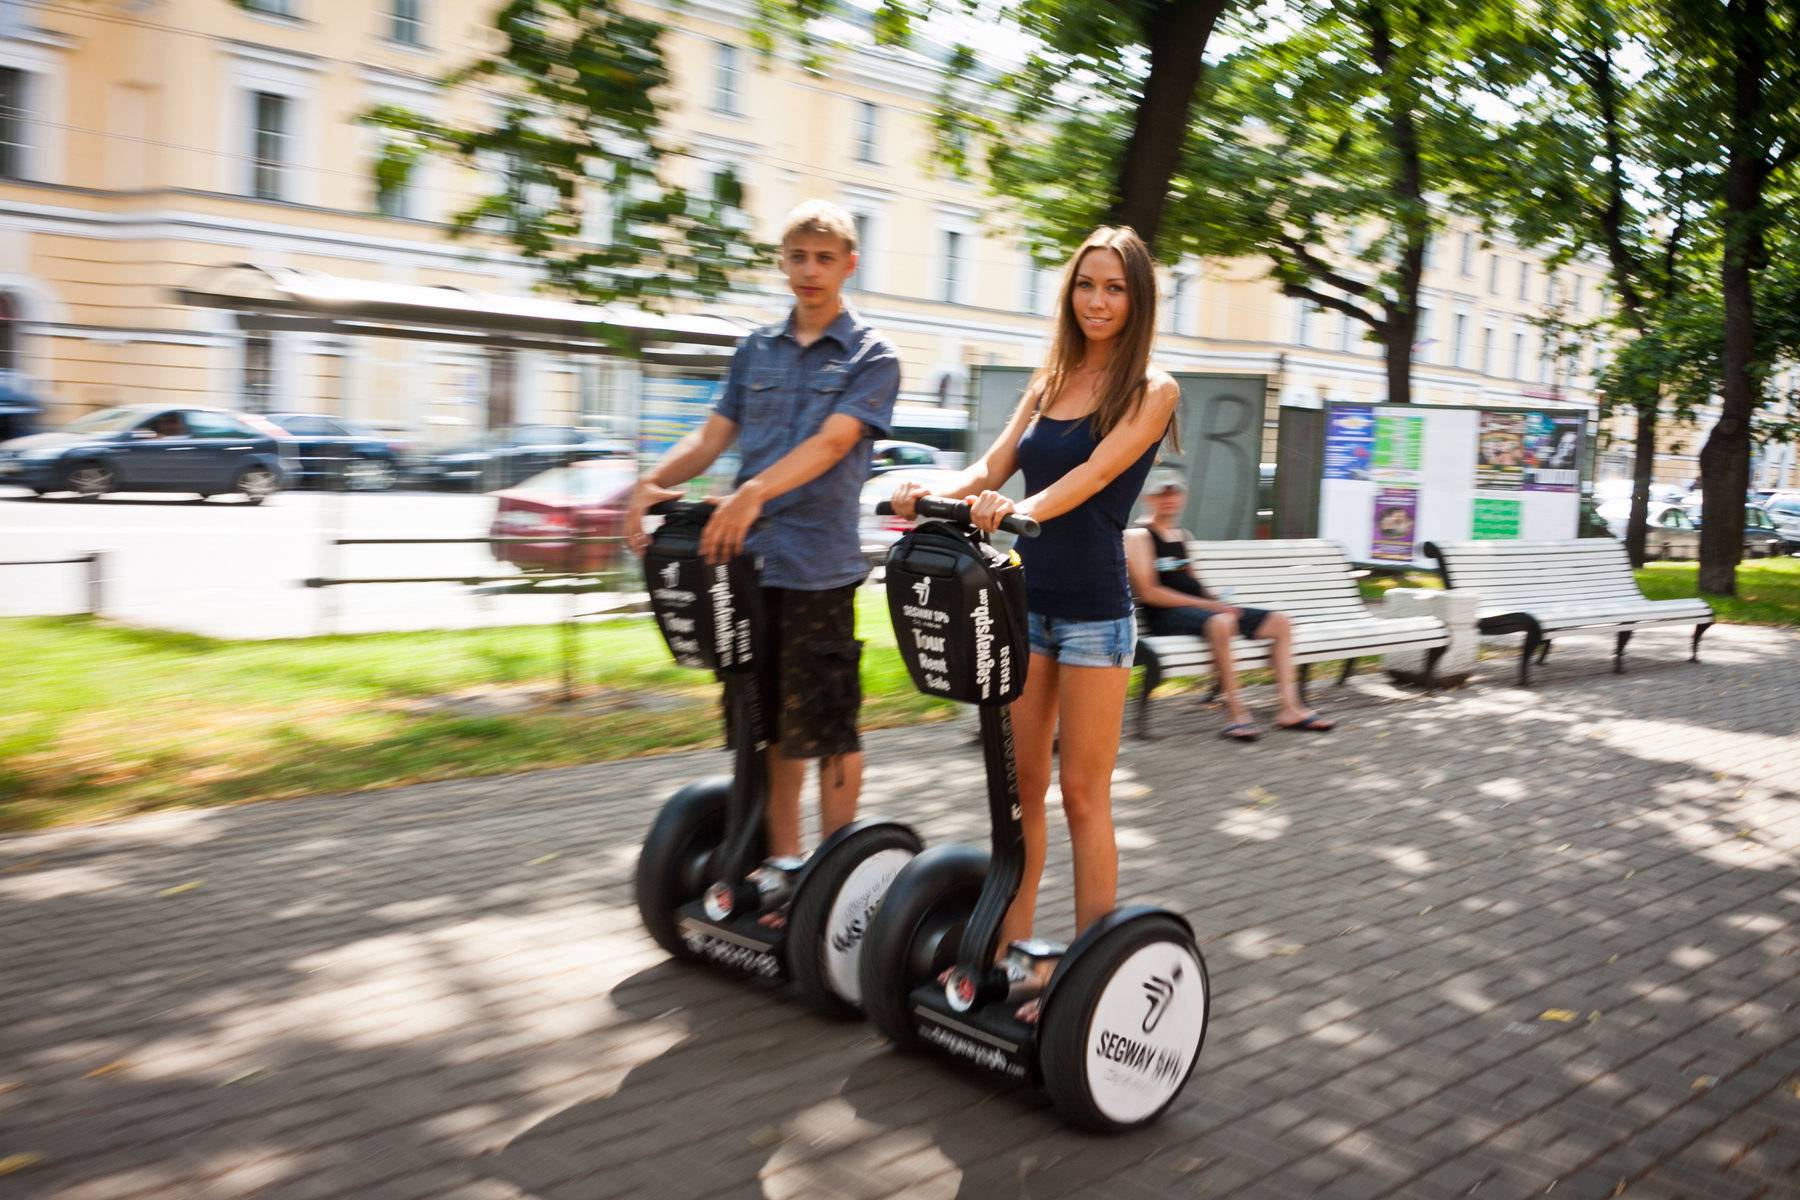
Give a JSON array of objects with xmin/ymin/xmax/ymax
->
[{"xmin": 5, "ymin": 0, "xmax": 1724, "ymax": 485}]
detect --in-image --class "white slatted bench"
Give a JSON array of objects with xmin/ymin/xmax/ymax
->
[
  {"xmin": 1423, "ymin": 539, "xmax": 1714, "ymax": 686},
  {"xmin": 1132, "ymin": 538, "xmax": 1450, "ymax": 738}
]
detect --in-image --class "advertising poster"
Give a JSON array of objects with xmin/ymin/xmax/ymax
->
[
  {"xmin": 1371, "ymin": 485, "xmax": 1419, "ymax": 561},
  {"xmin": 1324, "ymin": 406, "xmax": 1376, "ymax": 480},
  {"xmin": 1476, "ymin": 412, "xmax": 1526, "ymax": 490},
  {"xmin": 1472, "ymin": 496, "xmax": 1523, "ymax": 539},
  {"xmin": 1523, "ymin": 412, "xmax": 1582, "ymax": 492},
  {"xmin": 638, "ymin": 375, "xmax": 737, "ymax": 491},
  {"xmin": 1372, "ymin": 413, "xmax": 1424, "ymax": 479}
]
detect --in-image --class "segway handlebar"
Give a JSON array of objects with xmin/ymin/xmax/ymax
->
[{"xmin": 876, "ymin": 497, "xmax": 1041, "ymax": 539}]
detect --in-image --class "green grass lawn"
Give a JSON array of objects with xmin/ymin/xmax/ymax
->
[
  {"xmin": 5, "ymin": 557, "xmax": 1794, "ymax": 833},
  {"xmin": 0, "ymin": 590, "xmax": 954, "ymax": 833},
  {"xmin": 1635, "ymin": 554, "xmax": 1800, "ymax": 626}
]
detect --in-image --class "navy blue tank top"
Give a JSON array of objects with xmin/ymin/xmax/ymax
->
[{"xmin": 1016, "ymin": 414, "xmax": 1162, "ymax": 620}]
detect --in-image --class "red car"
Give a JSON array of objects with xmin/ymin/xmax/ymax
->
[{"xmin": 489, "ymin": 458, "xmax": 637, "ymax": 575}]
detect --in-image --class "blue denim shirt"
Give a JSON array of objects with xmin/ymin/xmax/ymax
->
[{"xmin": 715, "ymin": 307, "xmax": 900, "ymax": 590}]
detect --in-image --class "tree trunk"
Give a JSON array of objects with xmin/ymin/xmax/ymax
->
[
  {"xmin": 1625, "ymin": 403, "xmax": 1657, "ymax": 567},
  {"xmin": 1105, "ymin": 0, "xmax": 1228, "ymax": 250},
  {"xmin": 1697, "ymin": 0, "xmax": 1767, "ymax": 596},
  {"xmin": 1367, "ymin": 1, "xmax": 1425, "ymax": 406},
  {"xmin": 1381, "ymin": 309, "xmax": 1416, "ymax": 406}
]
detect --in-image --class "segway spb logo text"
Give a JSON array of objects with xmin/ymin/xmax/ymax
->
[{"xmin": 1093, "ymin": 961, "xmax": 1187, "ymax": 1086}]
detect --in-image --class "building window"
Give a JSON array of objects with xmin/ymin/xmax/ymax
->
[
  {"xmin": 0, "ymin": 68, "xmax": 26, "ymax": 180},
  {"xmin": 390, "ymin": 0, "xmax": 424, "ymax": 45},
  {"xmin": 853, "ymin": 100, "xmax": 878, "ymax": 163},
  {"xmin": 849, "ymin": 212, "xmax": 871, "ymax": 291},
  {"xmin": 712, "ymin": 43, "xmax": 740, "ymax": 115},
  {"xmin": 1517, "ymin": 261, "xmax": 1530, "ymax": 301},
  {"xmin": 1294, "ymin": 300, "xmax": 1316, "ymax": 347},
  {"xmin": 1480, "ymin": 327, "xmax": 1495, "ymax": 375},
  {"xmin": 1451, "ymin": 313, "xmax": 1468, "ymax": 367},
  {"xmin": 242, "ymin": 0, "xmax": 295, "ymax": 15},
  {"xmin": 941, "ymin": 229, "xmax": 964, "ymax": 304},
  {"xmin": 249, "ymin": 91, "xmax": 290, "ymax": 201},
  {"xmin": 1458, "ymin": 232, "xmax": 1475, "ymax": 277},
  {"xmin": 1337, "ymin": 312, "xmax": 1355, "ymax": 353},
  {"xmin": 1488, "ymin": 253, "xmax": 1500, "ymax": 294},
  {"xmin": 242, "ymin": 332, "xmax": 275, "ymax": 413},
  {"xmin": 1414, "ymin": 307, "xmax": 1433, "ymax": 362},
  {"xmin": 374, "ymin": 140, "xmax": 412, "ymax": 217},
  {"xmin": 1164, "ymin": 273, "xmax": 1192, "ymax": 335},
  {"xmin": 1509, "ymin": 330, "xmax": 1524, "ymax": 378}
]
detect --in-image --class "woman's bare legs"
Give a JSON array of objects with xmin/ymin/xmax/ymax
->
[{"xmin": 1055, "ymin": 663, "xmax": 1131, "ymax": 931}]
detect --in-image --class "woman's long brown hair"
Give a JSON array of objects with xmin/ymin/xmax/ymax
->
[{"xmin": 1031, "ymin": 226, "xmax": 1175, "ymax": 449}]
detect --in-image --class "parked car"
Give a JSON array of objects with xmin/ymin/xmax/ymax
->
[
  {"xmin": 263, "ymin": 412, "xmax": 412, "ymax": 490},
  {"xmin": 869, "ymin": 440, "xmax": 946, "ymax": 473},
  {"xmin": 1763, "ymin": 494, "xmax": 1800, "ymax": 550},
  {"xmin": 488, "ymin": 458, "xmax": 638, "ymax": 575},
  {"xmin": 1597, "ymin": 499, "xmax": 1701, "ymax": 560},
  {"xmin": 858, "ymin": 467, "xmax": 966, "ymax": 568},
  {"xmin": 0, "ymin": 403, "xmax": 287, "ymax": 503},
  {"xmin": 410, "ymin": 425, "xmax": 629, "ymax": 491}
]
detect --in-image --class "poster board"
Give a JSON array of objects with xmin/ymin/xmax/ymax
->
[
  {"xmin": 638, "ymin": 368, "xmax": 739, "ymax": 495},
  {"xmin": 970, "ymin": 367, "xmax": 1268, "ymax": 540},
  {"xmin": 1318, "ymin": 400, "xmax": 1586, "ymax": 569}
]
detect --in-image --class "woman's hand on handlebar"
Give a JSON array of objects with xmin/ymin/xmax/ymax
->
[
  {"xmin": 889, "ymin": 479, "xmax": 930, "ymax": 521},
  {"xmin": 626, "ymin": 477, "xmax": 684, "ymax": 556},
  {"xmin": 966, "ymin": 490, "xmax": 1017, "ymax": 535}
]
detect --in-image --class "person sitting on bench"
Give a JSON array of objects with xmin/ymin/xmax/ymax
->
[{"xmin": 1124, "ymin": 468, "xmax": 1334, "ymax": 741}]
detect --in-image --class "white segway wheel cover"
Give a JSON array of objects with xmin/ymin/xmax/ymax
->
[
  {"xmin": 1040, "ymin": 918, "xmax": 1208, "ymax": 1132},
  {"xmin": 785, "ymin": 824, "xmax": 921, "ymax": 1016}
]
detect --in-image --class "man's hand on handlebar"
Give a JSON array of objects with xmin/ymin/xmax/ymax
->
[
  {"xmin": 700, "ymin": 479, "xmax": 766, "ymax": 564},
  {"xmin": 626, "ymin": 478, "xmax": 684, "ymax": 556}
]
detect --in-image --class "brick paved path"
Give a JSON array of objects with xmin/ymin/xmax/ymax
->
[{"xmin": 3, "ymin": 626, "xmax": 1797, "ymax": 1200}]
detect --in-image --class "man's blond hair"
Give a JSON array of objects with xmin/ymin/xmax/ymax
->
[{"xmin": 780, "ymin": 200, "xmax": 858, "ymax": 252}]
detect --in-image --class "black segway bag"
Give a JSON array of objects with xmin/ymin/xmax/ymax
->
[
  {"xmin": 644, "ymin": 506, "xmax": 761, "ymax": 674},
  {"xmin": 885, "ymin": 522, "xmax": 1029, "ymax": 706}
]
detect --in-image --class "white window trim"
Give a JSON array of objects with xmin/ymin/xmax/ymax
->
[
  {"xmin": 386, "ymin": 0, "xmax": 428, "ymax": 48},
  {"xmin": 362, "ymin": 68, "xmax": 441, "ymax": 222},
  {"xmin": 936, "ymin": 211, "xmax": 976, "ymax": 306},
  {"xmin": 853, "ymin": 99, "xmax": 880, "ymax": 164},
  {"xmin": 712, "ymin": 42, "xmax": 742, "ymax": 116},
  {"xmin": 1163, "ymin": 269, "xmax": 1194, "ymax": 337},
  {"xmin": 0, "ymin": 35, "xmax": 68, "ymax": 184},
  {"xmin": 1450, "ymin": 310, "xmax": 1470, "ymax": 368},
  {"xmin": 1479, "ymin": 324, "xmax": 1496, "ymax": 377},
  {"xmin": 224, "ymin": 45, "xmax": 322, "ymax": 206},
  {"xmin": 841, "ymin": 192, "xmax": 887, "ymax": 294}
]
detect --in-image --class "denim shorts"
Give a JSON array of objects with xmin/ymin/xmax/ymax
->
[{"xmin": 1027, "ymin": 611, "xmax": 1138, "ymax": 669}]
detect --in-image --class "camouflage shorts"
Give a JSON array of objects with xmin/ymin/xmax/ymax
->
[{"xmin": 729, "ymin": 584, "xmax": 863, "ymax": 759}]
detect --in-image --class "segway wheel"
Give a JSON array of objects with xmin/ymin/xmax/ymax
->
[
  {"xmin": 786, "ymin": 824, "xmax": 924, "ymax": 1016},
  {"xmin": 1038, "ymin": 914, "xmax": 1209, "ymax": 1133},
  {"xmin": 634, "ymin": 777, "xmax": 734, "ymax": 960},
  {"xmin": 857, "ymin": 845, "xmax": 989, "ymax": 1049}
]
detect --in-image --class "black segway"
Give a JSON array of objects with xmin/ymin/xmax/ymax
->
[
  {"xmin": 634, "ymin": 501, "xmax": 922, "ymax": 1014},
  {"xmin": 859, "ymin": 496, "xmax": 1209, "ymax": 1132}
]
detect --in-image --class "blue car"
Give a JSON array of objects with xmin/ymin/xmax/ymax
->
[
  {"xmin": 264, "ymin": 411, "xmax": 408, "ymax": 491},
  {"xmin": 0, "ymin": 403, "xmax": 288, "ymax": 503}
]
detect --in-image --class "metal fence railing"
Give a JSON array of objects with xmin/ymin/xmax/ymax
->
[
  {"xmin": 304, "ymin": 535, "xmax": 638, "ymax": 701},
  {"xmin": 0, "ymin": 552, "xmax": 106, "ymax": 616}
]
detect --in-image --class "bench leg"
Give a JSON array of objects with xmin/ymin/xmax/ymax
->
[
  {"xmin": 1613, "ymin": 629, "xmax": 1633, "ymax": 673},
  {"xmin": 1299, "ymin": 662, "xmax": 1311, "ymax": 704},
  {"xmin": 1422, "ymin": 645, "xmax": 1445, "ymax": 691},
  {"xmin": 1135, "ymin": 660, "xmax": 1162, "ymax": 740},
  {"xmin": 1518, "ymin": 629, "xmax": 1541, "ymax": 686},
  {"xmin": 1691, "ymin": 621, "xmax": 1712, "ymax": 662},
  {"xmin": 1204, "ymin": 680, "xmax": 1221, "ymax": 705},
  {"xmin": 1338, "ymin": 657, "xmax": 1357, "ymax": 686},
  {"xmin": 1537, "ymin": 639, "xmax": 1552, "ymax": 665}
]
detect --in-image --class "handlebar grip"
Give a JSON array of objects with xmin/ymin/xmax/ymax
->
[{"xmin": 878, "ymin": 496, "xmax": 1041, "ymax": 538}]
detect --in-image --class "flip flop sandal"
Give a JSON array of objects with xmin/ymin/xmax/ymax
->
[
  {"xmin": 1220, "ymin": 722, "xmax": 1261, "ymax": 742},
  {"xmin": 1277, "ymin": 714, "xmax": 1335, "ymax": 733}
]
